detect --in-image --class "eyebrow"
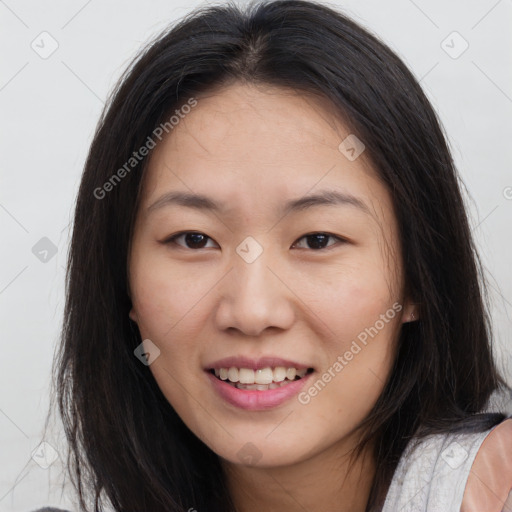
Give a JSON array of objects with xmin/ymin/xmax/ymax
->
[{"xmin": 146, "ymin": 189, "xmax": 371, "ymax": 216}]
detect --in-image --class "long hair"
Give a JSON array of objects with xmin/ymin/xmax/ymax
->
[{"xmin": 46, "ymin": 1, "xmax": 510, "ymax": 510}]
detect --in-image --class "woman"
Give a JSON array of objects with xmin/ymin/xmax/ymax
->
[{"xmin": 37, "ymin": 0, "xmax": 512, "ymax": 511}]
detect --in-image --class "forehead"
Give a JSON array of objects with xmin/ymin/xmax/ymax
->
[{"xmin": 139, "ymin": 82, "xmax": 393, "ymax": 222}]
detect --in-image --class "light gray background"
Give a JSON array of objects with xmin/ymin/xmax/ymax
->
[{"xmin": 1, "ymin": 0, "xmax": 511, "ymax": 510}]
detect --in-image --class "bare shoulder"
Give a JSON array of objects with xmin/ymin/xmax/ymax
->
[{"xmin": 460, "ymin": 418, "xmax": 512, "ymax": 512}]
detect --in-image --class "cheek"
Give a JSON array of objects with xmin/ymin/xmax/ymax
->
[
  {"xmin": 129, "ymin": 255, "xmax": 211, "ymax": 410},
  {"xmin": 301, "ymin": 310, "xmax": 399, "ymax": 441},
  {"xmin": 130, "ymin": 252, "xmax": 214, "ymax": 339},
  {"xmin": 300, "ymin": 256, "xmax": 401, "ymax": 401},
  {"xmin": 299, "ymin": 253, "xmax": 399, "ymax": 341}
]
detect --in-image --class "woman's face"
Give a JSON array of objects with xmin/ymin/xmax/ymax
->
[{"xmin": 128, "ymin": 82, "xmax": 415, "ymax": 468}]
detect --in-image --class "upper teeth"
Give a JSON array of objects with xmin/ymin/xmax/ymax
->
[{"xmin": 214, "ymin": 367, "xmax": 308, "ymax": 384}]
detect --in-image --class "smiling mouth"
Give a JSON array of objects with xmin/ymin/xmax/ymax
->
[{"xmin": 208, "ymin": 367, "xmax": 314, "ymax": 390}]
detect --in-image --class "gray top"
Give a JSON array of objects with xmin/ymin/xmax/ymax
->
[{"xmin": 381, "ymin": 422, "xmax": 501, "ymax": 512}]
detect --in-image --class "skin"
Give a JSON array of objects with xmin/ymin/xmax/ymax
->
[
  {"xmin": 461, "ymin": 418, "xmax": 512, "ymax": 512},
  {"xmin": 127, "ymin": 82, "xmax": 418, "ymax": 512}
]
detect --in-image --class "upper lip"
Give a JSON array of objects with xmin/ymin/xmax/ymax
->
[{"xmin": 205, "ymin": 356, "xmax": 313, "ymax": 371}]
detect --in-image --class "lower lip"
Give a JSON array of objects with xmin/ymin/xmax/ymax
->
[{"xmin": 205, "ymin": 370, "xmax": 313, "ymax": 411}]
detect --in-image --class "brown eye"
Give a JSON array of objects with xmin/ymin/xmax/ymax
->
[
  {"xmin": 165, "ymin": 232, "xmax": 218, "ymax": 249},
  {"xmin": 292, "ymin": 233, "xmax": 344, "ymax": 250}
]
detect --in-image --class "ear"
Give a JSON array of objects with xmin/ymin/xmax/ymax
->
[
  {"xmin": 402, "ymin": 300, "xmax": 420, "ymax": 323},
  {"xmin": 129, "ymin": 306, "xmax": 138, "ymax": 323}
]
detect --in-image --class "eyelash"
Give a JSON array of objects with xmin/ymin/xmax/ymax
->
[{"xmin": 162, "ymin": 231, "xmax": 347, "ymax": 251}]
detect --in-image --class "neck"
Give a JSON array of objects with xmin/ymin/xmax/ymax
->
[{"xmin": 220, "ymin": 433, "xmax": 376, "ymax": 512}]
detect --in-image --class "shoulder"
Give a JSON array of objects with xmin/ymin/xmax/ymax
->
[
  {"xmin": 461, "ymin": 417, "xmax": 512, "ymax": 512},
  {"xmin": 382, "ymin": 420, "xmax": 510, "ymax": 512}
]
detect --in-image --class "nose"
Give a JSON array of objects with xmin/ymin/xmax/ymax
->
[{"xmin": 214, "ymin": 248, "xmax": 295, "ymax": 337}]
